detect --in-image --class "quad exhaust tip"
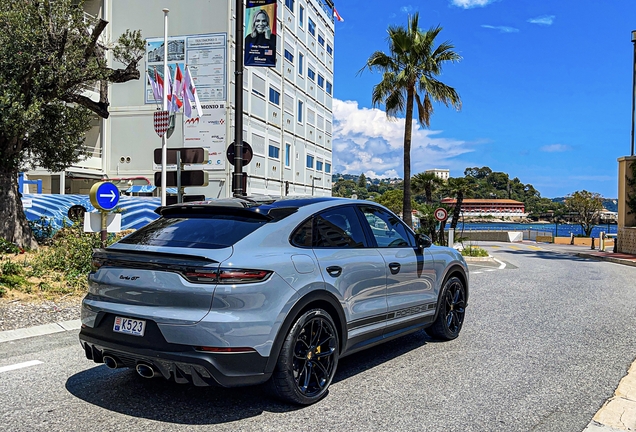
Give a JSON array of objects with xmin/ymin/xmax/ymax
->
[
  {"xmin": 136, "ymin": 362, "xmax": 157, "ymax": 379},
  {"xmin": 103, "ymin": 355, "xmax": 121, "ymax": 369}
]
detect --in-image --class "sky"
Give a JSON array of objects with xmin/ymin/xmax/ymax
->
[{"xmin": 330, "ymin": 0, "xmax": 636, "ymax": 198}]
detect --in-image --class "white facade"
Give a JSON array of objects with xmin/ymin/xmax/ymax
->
[
  {"xmin": 425, "ymin": 169, "xmax": 450, "ymax": 181},
  {"xmin": 27, "ymin": 0, "xmax": 335, "ymax": 198}
]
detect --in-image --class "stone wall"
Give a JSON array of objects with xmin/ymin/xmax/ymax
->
[{"xmin": 618, "ymin": 227, "xmax": 636, "ymax": 254}]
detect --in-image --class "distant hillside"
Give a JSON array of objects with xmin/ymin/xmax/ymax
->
[{"xmin": 552, "ymin": 197, "xmax": 618, "ymax": 213}]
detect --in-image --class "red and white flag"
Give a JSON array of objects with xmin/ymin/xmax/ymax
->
[
  {"xmin": 333, "ymin": 7, "xmax": 344, "ymax": 22},
  {"xmin": 154, "ymin": 67, "xmax": 164, "ymax": 100},
  {"xmin": 183, "ymin": 66, "xmax": 203, "ymax": 118},
  {"xmin": 147, "ymin": 70, "xmax": 161, "ymax": 102},
  {"xmin": 173, "ymin": 64, "xmax": 185, "ymax": 107},
  {"xmin": 165, "ymin": 69, "xmax": 183, "ymax": 113}
]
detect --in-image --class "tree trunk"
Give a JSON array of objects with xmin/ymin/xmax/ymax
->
[
  {"xmin": 0, "ymin": 171, "xmax": 38, "ymax": 249},
  {"xmin": 450, "ymin": 192, "xmax": 464, "ymax": 232},
  {"xmin": 402, "ymin": 88, "xmax": 414, "ymax": 228}
]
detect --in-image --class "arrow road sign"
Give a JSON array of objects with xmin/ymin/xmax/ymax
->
[{"xmin": 89, "ymin": 182, "xmax": 120, "ymax": 211}]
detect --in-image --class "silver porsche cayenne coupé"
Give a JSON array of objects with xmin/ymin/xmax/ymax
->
[{"xmin": 79, "ymin": 196, "xmax": 468, "ymax": 405}]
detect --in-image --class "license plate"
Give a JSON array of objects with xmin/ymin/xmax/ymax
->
[{"xmin": 113, "ymin": 316, "xmax": 146, "ymax": 337}]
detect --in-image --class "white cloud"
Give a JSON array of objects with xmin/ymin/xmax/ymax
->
[
  {"xmin": 528, "ymin": 15, "xmax": 555, "ymax": 26},
  {"xmin": 451, "ymin": 0, "xmax": 499, "ymax": 9},
  {"xmin": 481, "ymin": 25, "xmax": 519, "ymax": 33},
  {"xmin": 400, "ymin": 5, "xmax": 414, "ymax": 13},
  {"xmin": 332, "ymin": 99, "xmax": 475, "ymax": 178},
  {"xmin": 540, "ymin": 144, "xmax": 571, "ymax": 152}
]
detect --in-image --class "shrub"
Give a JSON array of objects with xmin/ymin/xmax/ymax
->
[
  {"xmin": 1, "ymin": 260, "xmax": 24, "ymax": 276},
  {"xmin": 32, "ymin": 222, "xmax": 117, "ymax": 291},
  {"xmin": 0, "ymin": 238, "xmax": 22, "ymax": 255},
  {"xmin": 461, "ymin": 246, "xmax": 489, "ymax": 257},
  {"xmin": 28, "ymin": 216, "xmax": 56, "ymax": 245}
]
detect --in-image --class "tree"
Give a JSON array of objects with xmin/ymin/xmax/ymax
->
[
  {"xmin": 360, "ymin": 13, "xmax": 461, "ymax": 228},
  {"xmin": 446, "ymin": 177, "xmax": 469, "ymax": 233},
  {"xmin": 411, "ymin": 172, "xmax": 443, "ymax": 204},
  {"xmin": 332, "ymin": 179, "xmax": 357, "ymax": 197},
  {"xmin": 0, "ymin": 0, "xmax": 144, "ymax": 248},
  {"xmin": 564, "ymin": 190, "xmax": 604, "ymax": 237},
  {"xmin": 357, "ymin": 173, "xmax": 368, "ymax": 190}
]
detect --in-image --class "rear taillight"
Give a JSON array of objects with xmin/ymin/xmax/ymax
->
[
  {"xmin": 183, "ymin": 268, "xmax": 272, "ymax": 284},
  {"xmin": 91, "ymin": 257, "xmax": 106, "ymax": 272}
]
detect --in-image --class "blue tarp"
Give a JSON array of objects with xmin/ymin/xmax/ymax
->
[{"xmin": 126, "ymin": 185, "xmax": 156, "ymax": 193}]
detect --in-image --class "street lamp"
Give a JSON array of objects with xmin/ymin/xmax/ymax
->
[
  {"xmin": 631, "ymin": 30, "xmax": 636, "ymax": 156},
  {"xmin": 311, "ymin": 176, "xmax": 322, "ymax": 196}
]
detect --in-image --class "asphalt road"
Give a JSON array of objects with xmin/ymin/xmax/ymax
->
[{"xmin": 1, "ymin": 243, "xmax": 636, "ymax": 432}]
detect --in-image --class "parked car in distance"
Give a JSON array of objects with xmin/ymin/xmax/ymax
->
[{"xmin": 79, "ymin": 196, "xmax": 469, "ymax": 405}]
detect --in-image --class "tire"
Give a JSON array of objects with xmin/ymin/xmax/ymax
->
[
  {"xmin": 427, "ymin": 276, "xmax": 466, "ymax": 341},
  {"xmin": 270, "ymin": 308, "xmax": 339, "ymax": 405}
]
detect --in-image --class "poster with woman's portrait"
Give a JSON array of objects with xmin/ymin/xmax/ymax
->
[{"xmin": 244, "ymin": 0, "xmax": 277, "ymax": 67}]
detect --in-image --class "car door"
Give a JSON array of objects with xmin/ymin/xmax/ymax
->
[
  {"xmin": 305, "ymin": 205, "xmax": 388, "ymax": 341},
  {"xmin": 357, "ymin": 205, "xmax": 437, "ymax": 334}
]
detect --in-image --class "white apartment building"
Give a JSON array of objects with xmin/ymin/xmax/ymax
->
[
  {"xmin": 425, "ymin": 169, "xmax": 450, "ymax": 181},
  {"xmin": 26, "ymin": 0, "xmax": 335, "ymax": 198}
]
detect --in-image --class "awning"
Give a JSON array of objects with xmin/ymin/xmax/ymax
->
[{"xmin": 126, "ymin": 185, "xmax": 156, "ymax": 193}]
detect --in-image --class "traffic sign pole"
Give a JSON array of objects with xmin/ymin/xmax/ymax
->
[{"xmin": 161, "ymin": 8, "xmax": 170, "ymax": 207}]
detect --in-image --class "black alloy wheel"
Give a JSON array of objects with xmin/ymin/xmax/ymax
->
[
  {"xmin": 271, "ymin": 309, "xmax": 339, "ymax": 405},
  {"xmin": 428, "ymin": 276, "xmax": 466, "ymax": 341}
]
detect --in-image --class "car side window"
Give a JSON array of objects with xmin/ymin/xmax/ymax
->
[
  {"xmin": 359, "ymin": 206, "xmax": 415, "ymax": 248},
  {"xmin": 313, "ymin": 206, "xmax": 366, "ymax": 248}
]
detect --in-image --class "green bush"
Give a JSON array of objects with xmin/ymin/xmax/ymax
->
[
  {"xmin": 28, "ymin": 216, "xmax": 56, "ymax": 245},
  {"xmin": 32, "ymin": 222, "xmax": 117, "ymax": 291},
  {"xmin": 461, "ymin": 246, "xmax": 489, "ymax": 257},
  {"xmin": 1, "ymin": 260, "xmax": 24, "ymax": 276},
  {"xmin": 0, "ymin": 238, "xmax": 22, "ymax": 254}
]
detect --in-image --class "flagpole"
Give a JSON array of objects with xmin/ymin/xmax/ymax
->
[
  {"xmin": 161, "ymin": 8, "xmax": 169, "ymax": 206},
  {"xmin": 233, "ymin": 0, "xmax": 245, "ymax": 196}
]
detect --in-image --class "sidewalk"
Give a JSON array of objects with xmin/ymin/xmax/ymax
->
[{"xmin": 529, "ymin": 241, "xmax": 636, "ymax": 268}]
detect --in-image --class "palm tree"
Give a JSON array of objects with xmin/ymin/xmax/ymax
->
[
  {"xmin": 412, "ymin": 172, "xmax": 443, "ymax": 204},
  {"xmin": 360, "ymin": 13, "xmax": 461, "ymax": 227},
  {"xmin": 446, "ymin": 177, "xmax": 469, "ymax": 233}
]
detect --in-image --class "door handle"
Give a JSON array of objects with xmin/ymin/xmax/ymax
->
[
  {"xmin": 326, "ymin": 266, "xmax": 342, "ymax": 277},
  {"xmin": 388, "ymin": 262, "xmax": 401, "ymax": 275}
]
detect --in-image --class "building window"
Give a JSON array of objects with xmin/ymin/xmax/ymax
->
[
  {"xmin": 298, "ymin": 53, "xmax": 304, "ymax": 74},
  {"xmin": 269, "ymin": 87, "xmax": 280, "ymax": 105},
  {"xmin": 297, "ymin": 100, "xmax": 303, "ymax": 122},
  {"xmin": 308, "ymin": 18, "xmax": 315, "ymax": 36},
  {"xmin": 327, "ymin": 44, "xmax": 333, "ymax": 56},
  {"xmin": 269, "ymin": 145, "xmax": 280, "ymax": 159},
  {"xmin": 308, "ymin": 67, "xmax": 315, "ymax": 81},
  {"xmin": 285, "ymin": 143, "xmax": 291, "ymax": 167},
  {"xmin": 326, "ymin": 81, "xmax": 332, "ymax": 95},
  {"xmin": 318, "ymin": 35, "xmax": 325, "ymax": 46},
  {"xmin": 299, "ymin": 6, "xmax": 304, "ymax": 27},
  {"xmin": 284, "ymin": 49, "xmax": 294, "ymax": 63},
  {"xmin": 316, "ymin": 161, "xmax": 323, "ymax": 171},
  {"xmin": 317, "ymin": 75, "xmax": 324, "ymax": 88},
  {"xmin": 285, "ymin": 0, "xmax": 294, "ymax": 12},
  {"xmin": 325, "ymin": 163, "xmax": 331, "ymax": 173},
  {"xmin": 306, "ymin": 154, "xmax": 314, "ymax": 168}
]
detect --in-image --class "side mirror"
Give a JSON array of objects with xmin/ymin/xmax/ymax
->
[{"xmin": 416, "ymin": 234, "xmax": 432, "ymax": 251}]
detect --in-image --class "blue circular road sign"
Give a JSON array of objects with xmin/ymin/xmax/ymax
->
[{"xmin": 89, "ymin": 182, "xmax": 120, "ymax": 211}]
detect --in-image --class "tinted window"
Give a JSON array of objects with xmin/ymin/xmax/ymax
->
[
  {"xmin": 291, "ymin": 207, "xmax": 366, "ymax": 249},
  {"xmin": 119, "ymin": 215, "xmax": 267, "ymax": 249},
  {"xmin": 314, "ymin": 207, "xmax": 366, "ymax": 248},
  {"xmin": 359, "ymin": 206, "xmax": 415, "ymax": 248}
]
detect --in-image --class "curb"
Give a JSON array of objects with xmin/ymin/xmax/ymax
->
[
  {"xmin": 577, "ymin": 253, "xmax": 636, "ymax": 268},
  {"xmin": 0, "ymin": 319, "xmax": 81, "ymax": 343}
]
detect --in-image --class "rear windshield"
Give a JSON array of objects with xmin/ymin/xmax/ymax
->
[{"xmin": 119, "ymin": 215, "xmax": 268, "ymax": 249}]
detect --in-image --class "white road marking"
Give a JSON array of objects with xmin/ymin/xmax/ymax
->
[
  {"xmin": 485, "ymin": 269, "xmax": 497, "ymax": 272},
  {"xmin": 472, "ymin": 271, "xmax": 483, "ymax": 274},
  {"xmin": 0, "ymin": 360, "xmax": 43, "ymax": 374},
  {"xmin": 493, "ymin": 258, "xmax": 507, "ymax": 269}
]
